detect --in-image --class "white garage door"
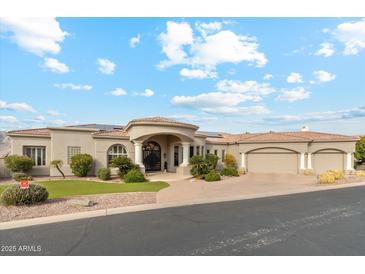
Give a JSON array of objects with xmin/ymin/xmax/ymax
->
[
  {"xmin": 313, "ymin": 151, "xmax": 344, "ymax": 174},
  {"xmin": 247, "ymin": 150, "xmax": 299, "ymax": 174}
]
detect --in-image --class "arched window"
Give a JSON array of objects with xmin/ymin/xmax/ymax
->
[{"xmin": 108, "ymin": 144, "xmax": 128, "ymax": 165}]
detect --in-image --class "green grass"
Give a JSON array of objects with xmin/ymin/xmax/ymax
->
[{"xmin": 0, "ymin": 180, "xmax": 169, "ymax": 199}]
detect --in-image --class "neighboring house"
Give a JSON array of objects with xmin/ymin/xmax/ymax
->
[
  {"xmin": 3, "ymin": 116, "xmax": 359, "ymax": 177},
  {"xmin": 0, "ymin": 131, "xmax": 11, "ymax": 177}
]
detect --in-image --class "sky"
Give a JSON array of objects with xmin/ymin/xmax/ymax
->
[{"xmin": 0, "ymin": 17, "xmax": 364, "ymax": 134}]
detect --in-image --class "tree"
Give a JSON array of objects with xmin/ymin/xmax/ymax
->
[
  {"xmin": 110, "ymin": 156, "xmax": 136, "ymax": 178},
  {"xmin": 205, "ymin": 153, "xmax": 219, "ymax": 170},
  {"xmin": 355, "ymin": 136, "xmax": 365, "ymax": 163},
  {"xmin": 4, "ymin": 155, "xmax": 33, "ymax": 173},
  {"xmin": 223, "ymin": 153, "xmax": 237, "ymax": 168},
  {"xmin": 70, "ymin": 154, "xmax": 93, "ymax": 177},
  {"xmin": 51, "ymin": 160, "xmax": 65, "ymax": 178},
  {"xmin": 190, "ymin": 155, "xmax": 210, "ymax": 176}
]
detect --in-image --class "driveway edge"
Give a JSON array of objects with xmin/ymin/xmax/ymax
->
[{"xmin": 1, "ymin": 180, "xmax": 365, "ymax": 230}]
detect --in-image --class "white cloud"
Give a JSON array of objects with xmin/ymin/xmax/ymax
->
[
  {"xmin": 129, "ymin": 34, "xmax": 141, "ymax": 48},
  {"xmin": 334, "ymin": 19, "xmax": 365, "ymax": 55},
  {"xmin": 47, "ymin": 110, "xmax": 60, "ymax": 116},
  {"xmin": 110, "ymin": 88, "xmax": 127, "ymax": 96},
  {"xmin": 313, "ymin": 70, "xmax": 336, "ymax": 83},
  {"xmin": 0, "ymin": 18, "xmax": 68, "ymax": 56},
  {"xmin": 0, "ymin": 100, "xmax": 36, "ymax": 112},
  {"xmin": 34, "ymin": 115, "xmax": 46, "ymax": 121},
  {"xmin": 97, "ymin": 58, "xmax": 116, "ymax": 75},
  {"xmin": 158, "ymin": 21, "xmax": 194, "ymax": 68},
  {"xmin": 42, "ymin": 58, "xmax": 69, "ymax": 73},
  {"xmin": 216, "ymin": 80, "xmax": 274, "ymax": 95},
  {"xmin": 54, "ymin": 83, "xmax": 92, "ymax": 91},
  {"xmin": 200, "ymin": 106, "xmax": 270, "ymax": 115},
  {"xmin": 50, "ymin": 119, "xmax": 66, "ymax": 125},
  {"xmin": 315, "ymin": 43, "xmax": 335, "ymax": 57},
  {"xmin": 135, "ymin": 89, "xmax": 154, "ymax": 97},
  {"xmin": 286, "ymin": 72, "xmax": 303, "ymax": 84},
  {"xmin": 0, "ymin": 115, "xmax": 17, "ymax": 123},
  {"xmin": 169, "ymin": 114, "xmax": 218, "ymax": 122},
  {"xmin": 158, "ymin": 21, "xmax": 267, "ymax": 71},
  {"xmin": 180, "ymin": 68, "xmax": 217, "ymax": 79},
  {"xmin": 276, "ymin": 87, "xmax": 310, "ymax": 102},
  {"xmin": 263, "ymin": 74, "xmax": 273, "ymax": 80}
]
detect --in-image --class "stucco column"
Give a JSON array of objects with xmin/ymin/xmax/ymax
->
[
  {"xmin": 134, "ymin": 141, "xmax": 144, "ymax": 170},
  {"xmin": 300, "ymin": 152, "xmax": 305, "ymax": 170},
  {"xmin": 181, "ymin": 142, "xmax": 190, "ymax": 167},
  {"xmin": 346, "ymin": 152, "xmax": 354, "ymax": 171},
  {"xmin": 307, "ymin": 153, "xmax": 312, "ymax": 169},
  {"xmin": 241, "ymin": 152, "xmax": 246, "ymax": 169}
]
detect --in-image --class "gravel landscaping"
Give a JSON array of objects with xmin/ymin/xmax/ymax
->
[{"xmin": 0, "ymin": 192, "xmax": 156, "ymax": 223}]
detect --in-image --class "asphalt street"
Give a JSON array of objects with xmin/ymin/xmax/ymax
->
[{"xmin": 1, "ymin": 185, "xmax": 365, "ymax": 255}]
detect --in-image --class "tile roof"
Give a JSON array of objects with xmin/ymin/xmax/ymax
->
[
  {"xmin": 206, "ymin": 131, "xmax": 359, "ymax": 144},
  {"xmin": 92, "ymin": 129, "xmax": 129, "ymax": 138},
  {"xmin": 7, "ymin": 128, "xmax": 51, "ymax": 137},
  {"xmin": 125, "ymin": 116, "xmax": 199, "ymax": 130}
]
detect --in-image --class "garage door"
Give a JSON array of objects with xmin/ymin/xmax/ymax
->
[
  {"xmin": 247, "ymin": 149, "xmax": 298, "ymax": 174},
  {"xmin": 313, "ymin": 151, "xmax": 344, "ymax": 174}
]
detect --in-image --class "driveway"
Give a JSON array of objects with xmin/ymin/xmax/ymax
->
[{"xmin": 157, "ymin": 173, "xmax": 318, "ymax": 203}]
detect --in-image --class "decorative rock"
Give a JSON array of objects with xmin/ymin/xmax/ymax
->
[{"xmin": 68, "ymin": 199, "xmax": 96, "ymax": 207}]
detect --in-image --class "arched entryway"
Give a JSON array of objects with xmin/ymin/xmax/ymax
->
[{"xmin": 143, "ymin": 141, "xmax": 161, "ymax": 172}]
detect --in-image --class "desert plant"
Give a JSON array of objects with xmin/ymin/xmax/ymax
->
[
  {"xmin": 328, "ymin": 169, "xmax": 345, "ymax": 180},
  {"xmin": 1, "ymin": 184, "xmax": 48, "ymax": 206},
  {"xmin": 356, "ymin": 170, "xmax": 365, "ymax": 177},
  {"xmin": 220, "ymin": 167, "xmax": 239, "ymax": 177},
  {"xmin": 190, "ymin": 155, "xmax": 210, "ymax": 176},
  {"xmin": 205, "ymin": 153, "xmax": 219, "ymax": 170},
  {"xmin": 97, "ymin": 168, "xmax": 111, "ymax": 181},
  {"xmin": 70, "ymin": 154, "xmax": 93, "ymax": 177},
  {"xmin": 110, "ymin": 156, "xmax": 136, "ymax": 178},
  {"xmin": 5, "ymin": 155, "xmax": 33, "ymax": 173},
  {"xmin": 11, "ymin": 172, "xmax": 33, "ymax": 182},
  {"xmin": 303, "ymin": 169, "xmax": 313, "ymax": 176},
  {"xmin": 223, "ymin": 153, "xmax": 237, "ymax": 168},
  {"xmin": 238, "ymin": 167, "xmax": 246, "ymax": 175},
  {"xmin": 355, "ymin": 136, "xmax": 365, "ymax": 163},
  {"xmin": 51, "ymin": 160, "xmax": 65, "ymax": 178},
  {"xmin": 205, "ymin": 170, "xmax": 221, "ymax": 182},
  {"xmin": 123, "ymin": 168, "xmax": 146, "ymax": 183},
  {"xmin": 318, "ymin": 172, "xmax": 336, "ymax": 184}
]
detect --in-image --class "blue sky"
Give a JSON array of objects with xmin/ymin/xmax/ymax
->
[{"xmin": 0, "ymin": 17, "xmax": 364, "ymax": 134}]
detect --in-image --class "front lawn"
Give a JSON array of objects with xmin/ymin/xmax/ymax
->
[{"xmin": 0, "ymin": 180, "xmax": 169, "ymax": 199}]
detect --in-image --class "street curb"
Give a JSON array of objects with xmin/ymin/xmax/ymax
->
[{"xmin": 1, "ymin": 181, "xmax": 365, "ymax": 230}]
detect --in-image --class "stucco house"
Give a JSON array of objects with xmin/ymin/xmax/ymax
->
[{"xmin": 2, "ymin": 116, "xmax": 358, "ymax": 177}]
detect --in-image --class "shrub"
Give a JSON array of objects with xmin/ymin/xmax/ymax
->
[
  {"xmin": 223, "ymin": 154, "xmax": 237, "ymax": 168},
  {"xmin": 70, "ymin": 154, "xmax": 93, "ymax": 177},
  {"xmin": 205, "ymin": 153, "xmax": 219, "ymax": 170},
  {"xmin": 12, "ymin": 172, "xmax": 33, "ymax": 182},
  {"xmin": 124, "ymin": 168, "xmax": 146, "ymax": 183},
  {"xmin": 356, "ymin": 170, "xmax": 365, "ymax": 177},
  {"xmin": 110, "ymin": 156, "xmax": 135, "ymax": 178},
  {"xmin": 1, "ymin": 184, "xmax": 48, "ymax": 206},
  {"xmin": 51, "ymin": 160, "xmax": 65, "ymax": 178},
  {"xmin": 328, "ymin": 169, "xmax": 345, "ymax": 180},
  {"xmin": 303, "ymin": 169, "xmax": 313, "ymax": 176},
  {"xmin": 238, "ymin": 167, "xmax": 246, "ymax": 175},
  {"xmin": 190, "ymin": 155, "xmax": 210, "ymax": 176},
  {"xmin": 355, "ymin": 136, "xmax": 365, "ymax": 163},
  {"xmin": 97, "ymin": 168, "xmax": 111, "ymax": 181},
  {"xmin": 318, "ymin": 172, "xmax": 336, "ymax": 184},
  {"xmin": 205, "ymin": 170, "xmax": 221, "ymax": 182},
  {"xmin": 5, "ymin": 155, "xmax": 33, "ymax": 173},
  {"xmin": 220, "ymin": 167, "xmax": 239, "ymax": 177}
]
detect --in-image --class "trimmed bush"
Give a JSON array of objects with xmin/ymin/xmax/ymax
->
[
  {"xmin": 328, "ymin": 169, "xmax": 345, "ymax": 180},
  {"xmin": 356, "ymin": 170, "xmax": 365, "ymax": 177},
  {"xmin": 220, "ymin": 167, "xmax": 239, "ymax": 177},
  {"xmin": 1, "ymin": 184, "xmax": 48, "ymax": 206},
  {"xmin": 205, "ymin": 170, "xmax": 221, "ymax": 182},
  {"xmin": 97, "ymin": 168, "xmax": 111, "ymax": 181},
  {"xmin": 190, "ymin": 155, "xmax": 210, "ymax": 176},
  {"xmin": 70, "ymin": 154, "xmax": 93, "ymax": 177},
  {"xmin": 223, "ymin": 154, "xmax": 237, "ymax": 168},
  {"xmin": 5, "ymin": 155, "xmax": 33, "ymax": 173},
  {"xmin": 318, "ymin": 172, "xmax": 336, "ymax": 184},
  {"xmin": 205, "ymin": 153, "xmax": 219, "ymax": 170},
  {"xmin": 124, "ymin": 168, "xmax": 146, "ymax": 183},
  {"xmin": 12, "ymin": 172, "xmax": 33, "ymax": 182},
  {"xmin": 110, "ymin": 156, "xmax": 135, "ymax": 178}
]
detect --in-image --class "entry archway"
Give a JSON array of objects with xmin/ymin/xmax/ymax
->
[{"xmin": 143, "ymin": 141, "xmax": 161, "ymax": 172}]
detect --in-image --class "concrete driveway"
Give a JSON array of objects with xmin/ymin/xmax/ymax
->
[{"xmin": 157, "ymin": 173, "xmax": 318, "ymax": 203}]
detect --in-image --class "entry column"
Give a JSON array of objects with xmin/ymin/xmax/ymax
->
[
  {"xmin": 346, "ymin": 152, "xmax": 354, "ymax": 173},
  {"xmin": 181, "ymin": 142, "xmax": 190, "ymax": 167},
  {"xmin": 134, "ymin": 141, "xmax": 145, "ymax": 172}
]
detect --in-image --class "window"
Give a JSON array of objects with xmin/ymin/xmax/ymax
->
[
  {"xmin": 24, "ymin": 146, "xmax": 46, "ymax": 166},
  {"xmin": 214, "ymin": 149, "xmax": 218, "ymax": 156},
  {"xmin": 68, "ymin": 146, "xmax": 81, "ymax": 164},
  {"xmin": 107, "ymin": 144, "xmax": 127, "ymax": 165},
  {"xmin": 189, "ymin": 146, "xmax": 194, "ymax": 158},
  {"xmin": 206, "ymin": 149, "xmax": 210, "ymax": 154},
  {"xmin": 222, "ymin": 149, "xmax": 225, "ymax": 161},
  {"xmin": 201, "ymin": 146, "xmax": 204, "ymax": 156},
  {"xmin": 196, "ymin": 146, "xmax": 200, "ymax": 156}
]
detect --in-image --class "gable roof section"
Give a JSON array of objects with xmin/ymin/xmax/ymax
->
[{"xmin": 124, "ymin": 116, "xmax": 199, "ymax": 131}]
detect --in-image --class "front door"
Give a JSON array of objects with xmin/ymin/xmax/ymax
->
[{"xmin": 143, "ymin": 141, "xmax": 161, "ymax": 172}]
